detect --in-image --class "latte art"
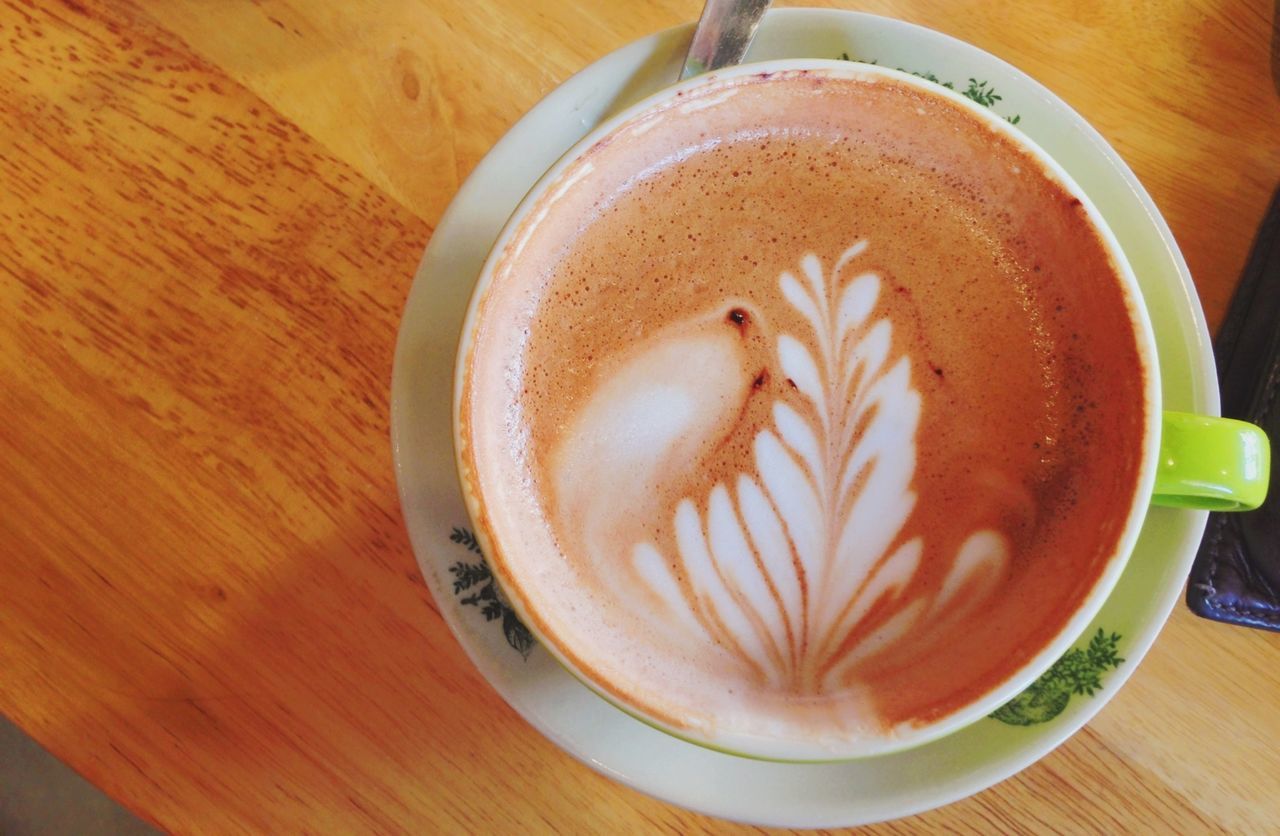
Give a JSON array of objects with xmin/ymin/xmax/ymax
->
[
  {"xmin": 560, "ymin": 240, "xmax": 1009, "ymax": 694},
  {"xmin": 459, "ymin": 68, "xmax": 1147, "ymax": 749}
]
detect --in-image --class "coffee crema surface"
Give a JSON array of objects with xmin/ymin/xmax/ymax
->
[{"xmin": 460, "ymin": 69, "xmax": 1146, "ymax": 749}]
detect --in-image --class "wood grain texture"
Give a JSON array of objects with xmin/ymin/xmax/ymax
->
[{"xmin": 0, "ymin": 0, "xmax": 1277, "ymax": 832}]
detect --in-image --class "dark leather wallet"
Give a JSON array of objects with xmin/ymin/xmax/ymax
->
[{"xmin": 1186, "ymin": 186, "xmax": 1280, "ymax": 631}]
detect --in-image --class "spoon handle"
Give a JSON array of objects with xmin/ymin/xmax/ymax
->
[{"xmin": 680, "ymin": 0, "xmax": 773, "ymax": 81}]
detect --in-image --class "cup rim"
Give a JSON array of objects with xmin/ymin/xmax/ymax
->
[{"xmin": 452, "ymin": 58, "xmax": 1163, "ymax": 762}]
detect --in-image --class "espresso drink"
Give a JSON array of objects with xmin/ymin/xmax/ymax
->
[{"xmin": 460, "ymin": 68, "xmax": 1146, "ymax": 749}]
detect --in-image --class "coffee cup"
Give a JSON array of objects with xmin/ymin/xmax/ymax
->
[{"xmin": 452, "ymin": 60, "xmax": 1270, "ymax": 761}]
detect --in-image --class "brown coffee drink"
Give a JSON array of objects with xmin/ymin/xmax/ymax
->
[{"xmin": 458, "ymin": 67, "xmax": 1147, "ymax": 753}]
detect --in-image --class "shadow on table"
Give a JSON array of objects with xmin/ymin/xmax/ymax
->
[
  {"xmin": 44, "ymin": 484, "xmax": 591, "ymax": 832},
  {"xmin": 122, "ymin": 528, "xmax": 518, "ymax": 829}
]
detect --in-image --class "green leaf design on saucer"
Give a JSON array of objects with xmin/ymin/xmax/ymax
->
[
  {"xmin": 838, "ymin": 53, "xmax": 1023, "ymax": 124},
  {"xmin": 990, "ymin": 629, "xmax": 1125, "ymax": 726},
  {"xmin": 448, "ymin": 527, "xmax": 536, "ymax": 660}
]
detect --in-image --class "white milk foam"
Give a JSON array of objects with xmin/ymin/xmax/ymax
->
[{"xmin": 549, "ymin": 241, "xmax": 1008, "ymax": 696}]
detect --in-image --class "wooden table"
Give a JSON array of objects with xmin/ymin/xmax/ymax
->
[{"xmin": 2, "ymin": 0, "xmax": 1278, "ymax": 831}]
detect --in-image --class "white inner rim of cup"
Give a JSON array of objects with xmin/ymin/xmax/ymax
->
[{"xmin": 452, "ymin": 59, "xmax": 1163, "ymax": 762}]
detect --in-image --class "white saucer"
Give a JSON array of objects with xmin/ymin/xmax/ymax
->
[{"xmin": 390, "ymin": 9, "xmax": 1216, "ymax": 827}]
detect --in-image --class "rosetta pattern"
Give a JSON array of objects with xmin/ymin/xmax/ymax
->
[{"xmin": 635, "ymin": 241, "xmax": 1008, "ymax": 693}]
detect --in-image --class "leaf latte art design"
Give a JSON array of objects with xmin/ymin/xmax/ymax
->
[{"xmin": 627, "ymin": 241, "xmax": 1010, "ymax": 694}]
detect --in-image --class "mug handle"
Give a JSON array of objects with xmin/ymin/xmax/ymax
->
[{"xmin": 1153, "ymin": 411, "xmax": 1271, "ymax": 511}]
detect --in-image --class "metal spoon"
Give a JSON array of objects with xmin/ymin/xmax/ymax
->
[{"xmin": 680, "ymin": 0, "xmax": 773, "ymax": 80}]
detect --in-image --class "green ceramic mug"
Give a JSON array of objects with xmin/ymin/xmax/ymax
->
[
  {"xmin": 454, "ymin": 60, "xmax": 1271, "ymax": 762},
  {"xmin": 1154, "ymin": 411, "xmax": 1269, "ymax": 511}
]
